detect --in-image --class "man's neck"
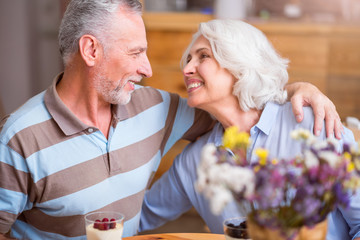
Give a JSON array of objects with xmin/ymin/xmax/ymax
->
[{"xmin": 57, "ymin": 68, "xmax": 112, "ymax": 138}]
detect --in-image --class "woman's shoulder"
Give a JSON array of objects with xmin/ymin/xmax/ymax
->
[
  {"xmin": 174, "ymin": 122, "xmax": 223, "ymax": 166},
  {"xmin": 277, "ymin": 102, "xmax": 316, "ymax": 129}
]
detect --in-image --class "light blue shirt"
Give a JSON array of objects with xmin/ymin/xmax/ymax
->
[{"xmin": 140, "ymin": 102, "xmax": 360, "ymax": 240}]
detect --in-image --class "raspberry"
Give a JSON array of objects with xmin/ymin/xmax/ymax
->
[
  {"xmin": 93, "ymin": 219, "xmax": 101, "ymax": 229},
  {"xmin": 110, "ymin": 218, "xmax": 116, "ymax": 229}
]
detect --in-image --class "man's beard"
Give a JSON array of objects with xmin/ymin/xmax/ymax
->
[{"xmin": 94, "ymin": 73, "xmax": 138, "ymax": 105}]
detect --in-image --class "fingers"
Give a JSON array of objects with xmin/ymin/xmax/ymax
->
[
  {"xmin": 313, "ymin": 106, "xmax": 325, "ymax": 137},
  {"xmin": 290, "ymin": 95, "xmax": 304, "ymax": 123},
  {"xmin": 327, "ymin": 110, "xmax": 343, "ymax": 140},
  {"xmin": 324, "ymin": 102, "xmax": 343, "ymax": 139},
  {"xmin": 334, "ymin": 119, "xmax": 344, "ymax": 140}
]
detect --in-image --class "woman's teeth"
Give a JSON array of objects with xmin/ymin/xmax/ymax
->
[{"xmin": 187, "ymin": 82, "xmax": 203, "ymax": 89}]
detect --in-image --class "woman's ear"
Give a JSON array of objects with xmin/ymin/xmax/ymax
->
[{"xmin": 78, "ymin": 35, "xmax": 102, "ymax": 67}]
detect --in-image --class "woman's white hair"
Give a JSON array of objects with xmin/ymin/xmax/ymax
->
[{"xmin": 181, "ymin": 19, "xmax": 289, "ymax": 111}]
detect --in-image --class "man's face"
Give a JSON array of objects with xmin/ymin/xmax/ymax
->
[{"xmin": 93, "ymin": 10, "xmax": 152, "ymax": 105}]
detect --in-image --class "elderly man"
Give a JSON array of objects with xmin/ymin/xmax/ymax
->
[{"xmin": 0, "ymin": 0, "xmax": 341, "ymax": 239}]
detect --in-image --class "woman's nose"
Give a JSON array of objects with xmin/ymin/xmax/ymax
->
[{"xmin": 183, "ymin": 60, "xmax": 196, "ymax": 76}]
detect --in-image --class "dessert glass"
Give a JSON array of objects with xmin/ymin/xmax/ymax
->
[
  {"xmin": 85, "ymin": 211, "xmax": 125, "ymax": 240},
  {"xmin": 223, "ymin": 217, "xmax": 251, "ymax": 240}
]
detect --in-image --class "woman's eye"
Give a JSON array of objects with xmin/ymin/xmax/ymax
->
[{"xmin": 200, "ymin": 53, "xmax": 209, "ymax": 59}]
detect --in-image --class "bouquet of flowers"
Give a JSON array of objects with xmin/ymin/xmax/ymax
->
[{"xmin": 196, "ymin": 127, "xmax": 360, "ymax": 239}]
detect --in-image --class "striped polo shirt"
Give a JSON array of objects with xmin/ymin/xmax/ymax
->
[{"xmin": 0, "ymin": 73, "xmax": 213, "ymax": 239}]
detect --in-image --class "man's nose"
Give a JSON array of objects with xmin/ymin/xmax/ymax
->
[{"xmin": 139, "ymin": 55, "xmax": 152, "ymax": 78}]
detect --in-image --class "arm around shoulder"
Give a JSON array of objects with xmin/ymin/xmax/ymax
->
[{"xmin": 285, "ymin": 82, "xmax": 342, "ymax": 139}]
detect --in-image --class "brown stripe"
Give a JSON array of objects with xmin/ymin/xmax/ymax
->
[
  {"xmin": 109, "ymin": 129, "xmax": 165, "ymax": 173},
  {"xmin": 183, "ymin": 108, "xmax": 214, "ymax": 141},
  {"xmin": 7, "ymin": 119, "xmax": 84, "ymax": 159},
  {"xmin": 159, "ymin": 93, "xmax": 179, "ymax": 156},
  {"xmin": 0, "ymin": 162, "xmax": 32, "ymax": 195},
  {"xmin": 35, "ymin": 130, "xmax": 164, "ymax": 203},
  {"xmin": 33, "ymin": 154, "xmax": 108, "ymax": 203},
  {"xmin": 0, "ymin": 115, "xmax": 10, "ymax": 133},
  {"xmin": 19, "ymin": 190, "xmax": 145, "ymax": 237},
  {"xmin": 116, "ymin": 87, "xmax": 163, "ymax": 120},
  {"xmin": 0, "ymin": 211, "xmax": 17, "ymax": 233}
]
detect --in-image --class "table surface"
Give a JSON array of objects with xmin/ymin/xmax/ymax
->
[{"xmin": 123, "ymin": 233, "xmax": 225, "ymax": 240}]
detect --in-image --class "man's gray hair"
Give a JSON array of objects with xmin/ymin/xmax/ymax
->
[
  {"xmin": 59, "ymin": 0, "xmax": 142, "ymax": 65},
  {"xmin": 181, "ymin": 19, "xmax": 289, "ymax": 111}
]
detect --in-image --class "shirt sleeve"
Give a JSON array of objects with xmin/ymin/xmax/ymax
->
[
  {"xmin": 0, "ymin": 141, "xmax": 31, "ymax": 234},
  {"xmin": 160, "ymin": 91, "xmax": 214, "ymax": 157},
  {"xmin": 139, "ymin": 147, "xmax": 193, "ymax": 232}
]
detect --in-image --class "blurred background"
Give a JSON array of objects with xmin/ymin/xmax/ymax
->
[
  {"xmin": 0, "ymin": 0, "xmax": 360, "ymax": 117},
  {"xmin": 0, "ymin": 0, "xmax": 359, "ymax": 233}
]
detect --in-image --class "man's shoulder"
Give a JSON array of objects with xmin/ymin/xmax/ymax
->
[{"xmin": 0, "ymin": 91, "xmax": 49, "ymax": 142}]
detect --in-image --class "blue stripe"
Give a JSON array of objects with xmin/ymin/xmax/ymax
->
[
  {"xmin": 163, "ymin": 97, "xmax": 193, "ymax": 155},
  {"xmin": 36, "ymin": 151, "xmax": 160, "ymax": 216},
  {"xmin": 12, "ymin": 220, "xmax": 86, "ymax": 240},
  {"xmin": 27, "ymin": 133, "xmax": 105, "ymax": 183},
  {"xmin": 0, "ymin": 142, "xmax": 29, "ymax": 172},
  {"xmin": 0, "ymin": 188, "xmax": 28, "ymax": 214},
  {"xmin": 1, "ymin": 92, "xmax": 51, "ymax": 143},
  {"xmin": 110, "ymin": 102, "xmax": 169, "ymax": 151},
  {"xmin": 123, "ymin": 211, "xmax": 141, "ymax": 237}
]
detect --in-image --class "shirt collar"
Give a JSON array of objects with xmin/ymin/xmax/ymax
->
[
  {"xmin": 213, "ymin": 122, "xmax": 225, "ymax": 147},
  {"xmin": 252, "ymin": 102, "xmax": 280, "ymax": 136},
  {"xmin": 44, "ymin": 73, "xmax": 130, "ymax": 136}
]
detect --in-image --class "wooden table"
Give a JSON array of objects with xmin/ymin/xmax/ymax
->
[{"xmin": 123, "ymin": 233, "xmax": 225, "ymax": 240}]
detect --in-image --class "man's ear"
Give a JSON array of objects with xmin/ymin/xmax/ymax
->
[{"xmin": 78, "ymin": 35, "xmax": 102, "ymax": 67}]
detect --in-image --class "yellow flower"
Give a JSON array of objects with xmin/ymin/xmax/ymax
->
[
  {"xmin": 236, "ymin": 132, "xmax": 251, "ymax": 147},
  {"xmin": 223, "ymin": 126, "xmax": 240, "ymax": 149},
  {"xmin": 223, "ymin": 126, "xmax": 250, "ymax": 149},
  {"xmin": 324, "ymin": 191, "xmax": 332, "ymax": 201},
  {"xmin": 256, "ymin": 148, "xmax": 268, "ymax": 166},
  {"xmin": 271, "ymin": 158, "xmax": 279, "ymax": 165},
  {"xmin": 254, "ymin": 165, "xmax": 261, "ymax": 172},
  {"xmin": 343, "ymin": 152, "xmax": 352, "ymax": 161},
  {"xmin": 347, "ymin": 162, "xmax": 355, "ymax": 172}
]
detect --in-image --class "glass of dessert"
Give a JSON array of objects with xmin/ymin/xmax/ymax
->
[
  {"xmin": 85, "ymin": 211, "xmax": 125, "ymax": 240},
  {"xmin": 223, "ymin": 217, "xmax": 251, "ymax": 240}
]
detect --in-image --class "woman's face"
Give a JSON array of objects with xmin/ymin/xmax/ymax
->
[{"xmin": 183, "ymin": 35, "xmax": 236, "ymax": 110}]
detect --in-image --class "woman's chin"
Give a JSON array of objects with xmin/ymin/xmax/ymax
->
[{"xmin": 186, "ymin": 100, "xmax": 199, "ymax": 108}]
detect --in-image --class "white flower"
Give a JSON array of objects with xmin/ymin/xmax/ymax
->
[
  {"xmin": 303, "ymin": 150, "xmax": 319, "ymax": 168},
  {"xmin": 221, "ymin": 164, "xmax": 255, "ymax": 197},
  {"xmin": 196, "ymin": 157, "xmax": 255, "ymax": 215},
  {"xmin": 291, "ymin": 128, "xmax": 311, "ymax": 140},
  {"xmin": 200, "ymin": 143, "xmax": 218, "ymax": 168},
  {"xmin": 207, "ymin": 184, "xmax": 233, "ymax": 215},
  {"xmin": 318, "ymin": 151, "xmax": 341, "ymax": 168}
]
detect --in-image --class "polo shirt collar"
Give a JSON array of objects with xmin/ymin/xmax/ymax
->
[{"xmin": 44, "ymin": 73, "xmax": 130, "ymax": 136}]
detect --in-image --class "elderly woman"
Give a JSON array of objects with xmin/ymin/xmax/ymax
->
[{"xmin": 139, "ymin": 19, "xmax": 360, "ymax": 240}]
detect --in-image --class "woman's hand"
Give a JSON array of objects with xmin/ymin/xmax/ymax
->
[{"xmin": 286, "ymin": 82, "xmax": 343, "ymax": 139}]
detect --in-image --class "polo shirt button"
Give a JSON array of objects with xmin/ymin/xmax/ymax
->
[{"xmin": 88, "ymin": 128, "xmax": 94, "ymax": 133}]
